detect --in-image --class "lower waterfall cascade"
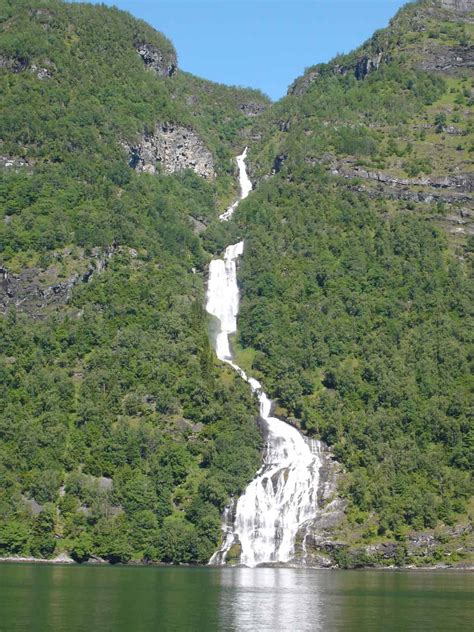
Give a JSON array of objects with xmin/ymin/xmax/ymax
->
[{"xmin": 206, "ymin": 149, "xmax": 325, "ymax": 567}]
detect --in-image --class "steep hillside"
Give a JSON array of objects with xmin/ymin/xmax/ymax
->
[
  {"xmin": 0, "ymin": 0, "xmax": 472, "ymax": 569},
  {"xmin": 0, "ymin": 0, "xmax": 268, "ymax": 564},
  {"xmin": 232, "ymin": 0, "xmax": 473, "ymax": 566},
  {"xmin": 250, "ymin": 0, "xmax": 473, "ymax": 249}
]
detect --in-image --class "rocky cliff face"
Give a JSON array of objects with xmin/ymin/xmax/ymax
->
[
  {"xmin": 135, "ymin": 42, "xmax": 177, "ymax": 77},
  {"xmin": 0, "ymin": 55, "xmax": 54, "ymax": 79},
  {"xmin": 239, "ymin": 101, "xmax": 268, "ymax": 117},
  {"xmin": 440, "ymin": 0, "xmax": 473, "ymax": 13},
  {"xmin": 417, "ymin": 43, "xmax": 474, "ymax": 75},
  {"xmin": 0, "ymin": 245, "xmax": 118, "ymax": 318},
  {"xmin": 288, "ymin": 0, "xmax": 473, "ymax": 98},
  {"xmin": 354, "ymin": 52, "xmax": 384, "ymax": 80},
  {"xmin": 288, "ymin": 51, "xmax": 385, "ymax": 96},
  {"xmin": 291, "ymin": 443, "xmax": 346, "ymax": 567},
  {"xmin": 124, "ymin": 123, "xmax": 215, "ymax": 179}
]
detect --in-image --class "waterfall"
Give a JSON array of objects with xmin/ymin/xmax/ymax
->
[
  {"xmin": 206, "ymin": 149, "xmax": 323, "ymax": 567},
  {"xmin": 218, "ymin": 147, "xmax": 252, "ymax": 222}
]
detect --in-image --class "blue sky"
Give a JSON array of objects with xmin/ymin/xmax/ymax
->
[{"xmin": 76, "ymin": 0, "xmax": 408, "ymax": 100}]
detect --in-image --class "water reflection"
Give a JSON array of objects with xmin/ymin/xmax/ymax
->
[
  {"xmin": 217, "ymin": 568, "xmax": 474, "ymax": 632},
  {"xmin": 219, "ymin": 567, "xmax": 327, "ymax": 631},
  {"xmin": 1, "ymin": 565, "xmax": 472, "ymax": 631}
]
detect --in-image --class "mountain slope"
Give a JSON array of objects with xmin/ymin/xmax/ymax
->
[
  {"xmin": 0, "ymin": 0, "xmax": 268, "ymax": 564},
  {"xmin": 250, "ymin": 0, "xmax": 473, "ymax": 248},
  {"xmin": 0, "ymin": 0, "xmax": 472, "ymax": 568},
  {"xmin": 232, "ymin": 0, "xmax": 473, "ymax": 566}
]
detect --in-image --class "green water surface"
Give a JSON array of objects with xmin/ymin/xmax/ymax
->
[{"xmin": 0, "ymin": 564, "xmax": 472, "ymax": 631}]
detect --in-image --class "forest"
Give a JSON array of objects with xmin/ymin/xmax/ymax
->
[
  {"xmin": 0, "ymin": 0, "xmax": 472, "ymax": 565},
  {"xmin": 233, "ymin": 0, "xmax": 472, "ymax": 552},
  {"xmin": 0, "ymin": 0, "xmax": 265, "ymax": 563}
]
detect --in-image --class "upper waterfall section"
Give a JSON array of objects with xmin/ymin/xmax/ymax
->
[{"xmin": 219, "ymin": 148, "xmax": 253, "ymax": 221}]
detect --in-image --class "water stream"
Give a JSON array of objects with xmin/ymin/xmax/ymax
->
[{"xmin": 206, "ymin": 150, "xmax": 324, "ymax": 567}]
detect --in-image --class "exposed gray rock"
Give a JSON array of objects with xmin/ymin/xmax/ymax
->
[
  {"xmin": 30, "ymin": 63, "xmax": 53, "ymax": 80},
  {"xmin": 363, "ymin": 523, "xmax": 473, "ymax": 563},
  {"xmin": 0, "ymin": 245, "xmax": 117, "ymax": 318},
  {"xmin": 289, "ymin": 52, "xmax": 384, "ymax": 96},
  {"xmin": 303, "ymin": 155, "xmax": 473, "ymax": 215},
  {"xmin": 329, "ymin": 165, "xmax": 473, "ymax": 193},
  {"xmin": 444, "ymin": 125, "xmax": 465, "ymax": 135},
  {"xmin": 173, "ymin": 418, "xmax": 194, "ymax": 433},
  {"xmin": 349, "ymin": 182, "xmax": 473, "ymax": 212},
  {"xmin": 135, "ymin": 42, "xmax": 177, "ymax": 77},
  {"xmin": 288, "ymin": 69, "xmax": 321, "ymax": 96},
  {"xmin": 239, "ymin": 102, "xmax": 267, "ymax": 117},
  {"xmin": 0, "ymin": 156, "xmax": 30, "ymax": 169},
  {"xmin": 290, "ymin": 443, "xmax": 347, "ymax": 567},
  {"xmin": 440, "ymin": 0, "xmax": 473, "ymax": 13},
  {"xmin": 354, "ymin": 52, "xmax": 383, "ymax": 80},
  {"xmin": 22, "ymin": 496, "xmax": 44, "ymax": 516},
  {"xmin": 417, "ymin": 44, "xmax": 474, "ymax": 75},
  {"xmin": 189, "ymin": 215, "xmax": 207, "ymax": 234},
  {"xmin": 124, "ymin": 123, "xmax": 215, "ymax": 179},
  {"xmin": 0, "ymin": 56, "xmax": 54, "ymax": 78},
  {"xmin": 97, "ymin": 477, "xmax": 113, "ymax": 491},
  {"xmin": 0, "ymin": 55, "xmax": 28, "ymax": 73}
]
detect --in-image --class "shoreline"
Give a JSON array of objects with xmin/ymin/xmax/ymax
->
[{"xmin": 1, "ymin": 556, "xmax": 472, "ymax": 571}]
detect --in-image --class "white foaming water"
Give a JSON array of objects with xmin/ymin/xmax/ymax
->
[
  {"xmin": 218, "ymin": 147, "xmax": 252, "ymax": 221},
  {"xmin": 206, "ymin": 150, "xmax": 323, "ymax": 567}
]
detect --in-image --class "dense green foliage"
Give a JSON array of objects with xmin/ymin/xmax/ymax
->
[
  {"xmin": 234, "ymin": 0, "xmax": 473, "ymax": 540},
  {"xmin": 235, "ymin": 171, "xmax": 472, "ymax": 535},
  {"xmin": 0, "ymin": 0, "xmax": 472, "ymax": 566},
  {"xmin": 0, "ymin": 238, "xmax": 261, "ymax": 563},
  {"xmin": 0, "ymin": 0, "xmax": 268, "ymax": 267},
  {"xmin": 0, "ymin": 0, "xmax": 264, "ymax": 563}
]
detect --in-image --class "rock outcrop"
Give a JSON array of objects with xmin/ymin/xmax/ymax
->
[
  {"xmin": 0, "ymin": 55, "xmax": 29, "ymax": 73},
  {"xmin": 135, "ymin": 42, "xmax": 177, "ymax": 77},
  {"xmin": 288, "ymin": 51, "xmax": 385, "ymax": 96},
  {"xmin": 0, "ymin": 55, "xmax": 54, "ymax": 78},
  {"xmin": 124, "ymin": 123, "xmax": 215, "ymax": 179},
  {"xmin": 272, "ymin": 153, "xmax": 288, "ymax": 174},
  {"xmin": 0, "ymin": 156, "xmax": 30, "ymax": 170},
  {"xmin": 440, "ymin": 0, "xmax": 473, "ymax": 13},
  {"xmin": 300, "ymin": 154, "xmax": 473, "ymax": 235},
  {"xmin": 417, "ymin": 44, "xmax": 474, "ymax": 76},
  {"xmin": 239, "ymin": 102, "xmax": 267, "ymax": 117},
  {"xmin": 354, "ymin": 52, "xmax": 383, "ymax": 80},
  {"xmin": 291, "ymin": 443, "xmax": 347, "ymax": 567},
  {"xmin": 0, "ymin": 245, "xmax": 117, "ymax": 318}
]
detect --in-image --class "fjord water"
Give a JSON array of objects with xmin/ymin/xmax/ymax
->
[
  {"xmin": 206, "ymin": 151, "xmax": 324, "ymax": 566},
  {"xmin": 1, "ymin": 564, "xmax": 472, "ymax": 631}
]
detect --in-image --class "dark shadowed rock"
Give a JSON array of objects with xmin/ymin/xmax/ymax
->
[
  {"xmin": 0, "ymin": 245, "xmax": 117, "ymax": 318},
  {"xmin": 0, "ymin": 55, "xmax": 29, "ymax": 73},
  {"xmin": 272, "ymin": 153, "xmax": 288, "ymax": 174},
  {"xmin": 135, "ymin": 42, "xmax": 177, "ymax": 77},
  {"xmin": 354, "ymin": 52, "xmax": 383, "ymax": 80}
]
